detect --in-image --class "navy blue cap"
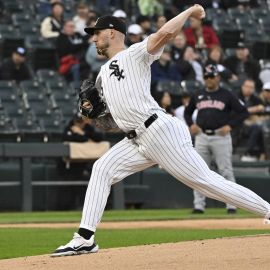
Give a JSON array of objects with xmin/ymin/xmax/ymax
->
[{"xmin": 84, "ymin": 15, "xmax": 126, "ymax": 36}]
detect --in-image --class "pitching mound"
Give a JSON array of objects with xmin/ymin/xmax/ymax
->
[{"xmin": 1, "ymin": 235, "xmax": 270, "ymax": 270}]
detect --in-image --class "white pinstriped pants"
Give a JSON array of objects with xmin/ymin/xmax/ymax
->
[{"xmin": 80, "ymin": 111, "xmax": 270, "ymax": 231}]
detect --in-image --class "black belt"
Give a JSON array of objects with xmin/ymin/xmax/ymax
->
[
  {"xmin": 126, "ymin": 114, "xmax": 158, "ymax": 139},
  {"xmin": 202, "ymin": 129, "xmax": 216, "ymax": 136}
]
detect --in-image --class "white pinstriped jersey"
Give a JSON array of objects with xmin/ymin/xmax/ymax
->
[{"xmin": 96, "ymin": 36, "xmax": 165, "ymax": 132}]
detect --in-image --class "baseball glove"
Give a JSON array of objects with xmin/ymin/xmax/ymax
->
[{"xmin": 79, "ymin": 79, "xmax": 106, "ymax": 119}]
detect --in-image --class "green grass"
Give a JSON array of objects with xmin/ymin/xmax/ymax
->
[
  {"xmin": 0, "ymin": 228, "xmax": 269, "ymax": 259},
  {"xmin": 0, "ymin": 208, "xmax": 258, "ymax": 224}
]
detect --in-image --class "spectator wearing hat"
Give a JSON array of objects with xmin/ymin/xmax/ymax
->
[
  {"xmin": 184, "ymin": 64, "xmax": 249, "ymax": 214},
  {"xmin": 0, "ymin": 47, "xmax": 32, "ymax": 82},
  {"xmin": 205, "ymin": 46, "xmax": 237, "ymax": 82},
  {"xmin": 112, "ymin": 9, "xmax": 127, "ymax": 22},
  {"xmin": 184, "ymin": 17, "xmax": 220, "ymax": 49},
  {"xmin": 125, "ymin": 24, "xmax": 143, "ymax": 47},
  {"xmin": 72, "ymin": 3, "xmax": 90, "ymax": 36},
  {"xmin": 259, "ymin": 83, "xmax": 270, "ymax": 115},
  {"xmin": 40, "ymin": 2, "xmax": 64, "ymax": 39},
  {"xmin": 224, "ymin": 42, "xmax": 260, "ymax": 86}
]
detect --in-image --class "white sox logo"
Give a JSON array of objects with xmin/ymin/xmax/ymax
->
[{"xmin": 109, "ymin": 60, "xmax": 125, "ymax": 81}]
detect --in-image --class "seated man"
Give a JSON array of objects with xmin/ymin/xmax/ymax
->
[
  {"xmin": 0, "ymin": 47, "xmax": 32, "ymax": 82},
  {"xmin": 238, "ymin": 79, "xmax": 265, "ymax": 161}
]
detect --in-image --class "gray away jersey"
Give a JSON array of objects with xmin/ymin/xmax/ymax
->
[{"xmin": 96, "ymin": 36, "xmax": 165, "ymax": 132}]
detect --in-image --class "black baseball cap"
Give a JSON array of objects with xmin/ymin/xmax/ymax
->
[
  {"xmin": 204, "ymin": 64, "xmax": 219, "ymax": 78},
  {"xmin": 14, "ymin": 46, "xmax": 27, "ymax": 57},
  {"xmin": 84, "ymin": 15, "xmax": 127, "ymax": 36}
]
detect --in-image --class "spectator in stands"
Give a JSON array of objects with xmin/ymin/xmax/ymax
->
[
  {"xmin": 184, "ymin": 17, "xmax": 220, "ymax": 49},
  {"xmin": 259, "ymin": 61, "xmax": 270, "ymax": 85},
  {"xmin": 62, "ymin": 114, "xmax": 107, "ymax": 184},
  {"xmin": 239, "ymin": 79, "xmax": 265, "ymax": 161},
  {"xmin": 259, "ymin": 82, "xmax": 270, "ymax": 117},
  {"xmin": 180, "ymin": 46, "xmax": 203, "ymax": 83},
  {"xmin": 40, "ymin": 2, "xmax": 64, "ymax": 39},
  {"xmin": 155, "ymin": 15, "xmax": 167, "ymax": 31},
  {"xmin": 171, "ymin": 31, "xmax": 187, "ymax": 62},
  {"xmin": 151, "ymin": 45, "xmax": 182, "ymax": 89},
  {"xmin": 126, "ymin": 24, "xmax": 143, "ymax": 47},
  {"xmin": 175, "ymin": 91, "xmax": 195, "ymax": 122},
  {"xmin": 224, "ymin": 42, "xmax": 260, "ymax": 86},
  {"xmin": 138, "ymin": 0, "xmax": 164, "ymax": 17},
  {"xmin": 205, "ymin": 46, "xmax": 237, "ymax": 82},
  {"xmin": 85, "ymin": 43, "xmax": 107, "ymax": 81},
  {"xmin": 72, "ymin": 2, "xmax": 90, "ymax": 36},
  {"xmin": 112, "ymin": 9, "xmax": 127, "ymax": 22},
  {"xmin": 136, "ymin": 15, "xmax": 153, "ymax": 39},
  {"xmin": 220, "ymin": 0, "xmax": 259, "ymax": 10},
  {"xmin": 0, "ymin": 47, "xmax": 32, "ymax": 82},
  {"xmin": 63, "ymin": 115, "xmax": 105, "ymax": 143},
  {"xmin": 154, "ymin": 91, "xmax": 174, "ymax": 115},
  {"xmin": 37, "ymin": 0, "xmax": 62, "ymax": 17},
  {"xmin": 56, "ymin": 20, "xmax": 89, "ymax": 87}
]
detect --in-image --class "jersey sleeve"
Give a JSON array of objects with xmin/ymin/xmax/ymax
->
[{"xmin": 128, "ymin": 35, "xmax": 164, "ymax": 65}]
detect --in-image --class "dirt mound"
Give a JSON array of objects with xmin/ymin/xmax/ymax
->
[{"xmin": 1, "ymin": 235, "xmax": 269, "ymax": 270}]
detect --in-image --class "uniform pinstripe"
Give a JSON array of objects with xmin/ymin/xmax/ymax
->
[{"xmin": 80, "ymin": 36, "xmax": 270, "ymax": 231}]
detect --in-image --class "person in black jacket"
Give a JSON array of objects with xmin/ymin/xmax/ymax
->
[
  {"xmin": 56, "ymin": 19, "xmax": 89, "ymax": 86},
  {"xmin": 184, "ymin": 64, "xmax": 249, "ymax": 214},
  {"xmin": 224, "ymin": 42, "xmax": 261, "ymax": 86},
  {"xmin": 0, "ymin": 47, "xmax": 31, "ymax": 82},
  {"xmin": 238, "ymin": 79, "xmax": 265, "ymax": 161},
  {"xmin": 63, "ymin": 115, "xmax": 104, "ymax": 143}
]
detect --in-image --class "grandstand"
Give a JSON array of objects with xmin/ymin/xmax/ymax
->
[{"xmin": 0, "ymin": 0, "xmax": 270, "ymax": 211}]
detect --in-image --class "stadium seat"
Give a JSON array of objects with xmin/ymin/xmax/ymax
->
[
  {"xmin": 15, "ymin": 117, "xmax": 45, "ymax": 142},
  {"xmin": 0, "ymin": 81, "xmax": 18, "ymax": 101},
  {"xmin": 227, "ymin": 7, "xmax": 252, "ymax": 20},
  {"xmin": 252, "ymin": 42, "xmax": 270, "ymax": 60},
  {"xmin": 219, "ymin": 30, "xmax": 245, "ymax": 48},
  {"xmin": 0, "ymin": 32, "xmax": 24, "ymax": 58},
  {"xmin": 0, "ymin": 118, "xmax": 19, "ymax": 142},
  {"xmin": 19, "ymin": 80, "xmax": 45, "ymax": 100},
  {"xmin": 45, "ymin": 80, "xmax": 72, "ymax": 96},
  {"xmin": 180, "ymin": 80, "xmax": 204, "ymax": 95},
  {"xmin": 245, "ymin": 28, "xmax": 267, "ymax": 43},
  {"xmin": 0, "ymin": 24, "xmax": 17, "ymax": 35},
  {"xmin": 36, "ymin": 69, "xmax": 65, "ymax": 85},
  {"xmin": 25, "ymin": 36, "xmax": 57, "ymax": 71},
  {"xmin": 251, "ymin": 7, "xmax": 269, "ymax": 20},
  {"xmin": 4, "ymin": 1, "xmax": 24, "ymax": 14},
  {"xmin": 12, "ymin": 13, "xmax": 39, "ymax": 27},
  {"xmin": 41, "ymin": 115, "xmax": 66, "ymax": 142},
  {"xmin": 27, "ymin": 99, "xmax": 53, "ymax": 117}
]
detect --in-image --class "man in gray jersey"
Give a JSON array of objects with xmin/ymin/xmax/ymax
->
[{"xmin": 52, "ymin": 5, "xmax": 270, "ymax": 257}]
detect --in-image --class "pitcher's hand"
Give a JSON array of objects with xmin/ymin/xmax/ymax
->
[{"xmin": 190, "ymin": 4, "xmax": 206, "ymax": 20}]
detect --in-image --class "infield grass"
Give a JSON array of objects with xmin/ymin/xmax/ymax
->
[
  {"xmin": 0, "ymin": 228, "xmax": 270, "ymax": 259},
  {"xmin": 0, "ymin": 208, "xmax": 258, "ymax": 224}
]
